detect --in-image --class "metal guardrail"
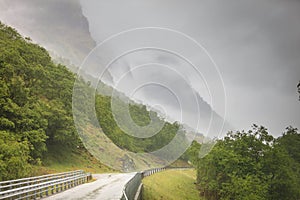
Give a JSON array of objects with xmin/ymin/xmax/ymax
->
[
  {"xmin": 141, "ymin": 168, "xmax": 166, "ymax": 178},
  {"xmin": 0, "ymin": 170, "xmax": 92, "ymax": 200},
  {"xmin": 121, "ymin": 167, "xmax": 194, "ymax": 200},
  {"xmin": 0, "ymin": 170, "xmax": 84, "ymax": 192},
  {"xmin": 121, "ymin": 173, "xmax": 142, "ymax": 200},
  {"xmin": 121, "ymin": 167, "xmax": 167, "ymax": 200}
]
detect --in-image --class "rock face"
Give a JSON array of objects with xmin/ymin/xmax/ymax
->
[
  {"xmin": 0, "ymin": 0, "xmax": 96, "ymax": 67},
  {"xmin": 121, "ymin": 155, "xmax": 136, "ymax": 172}
]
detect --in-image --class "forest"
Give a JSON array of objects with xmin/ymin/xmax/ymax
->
[{"xmin": 0, "ymin": 22, "xmax": 80, "ymax": 180}]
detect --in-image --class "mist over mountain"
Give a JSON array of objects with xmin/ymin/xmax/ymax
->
[
  {"xmin": 0, "ymin": 0, "xmax": 233, "ymax": 137},
  {"xmin": 0, "ymin": 0, "xmax": 95, "ymax": 68}
]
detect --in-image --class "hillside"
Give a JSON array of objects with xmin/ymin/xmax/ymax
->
[
  {"xmin": 0, "ymin": 21, "xmax": 109, "ymax": 180},
  {"xmin": 0, "ymin": 22, "xmax": 196, "ymax": 180},
  {"xmin": 0, "ymin": 0, "xmax": 233, "ymax": 137}
]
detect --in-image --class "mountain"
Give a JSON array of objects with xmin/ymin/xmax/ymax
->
[
  {"xmin": 0, "ymin": 22, "xmax": 194, "ymax": 174},
  {"xmin": 0, "ymin": 0, "xmax": 232, "ymax": 138},
  {"xmin": 0, "ymin": 0, "xmax": 95, "ymax": 69}
]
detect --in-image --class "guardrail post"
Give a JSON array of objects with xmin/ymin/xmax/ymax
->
[
  {"xmin": 46, "ymin": 186, "xmax": 48, "ymax": 196},
  {"xmin": 51, "ymin": 184, "xmax": 54, "ymax": 194}
]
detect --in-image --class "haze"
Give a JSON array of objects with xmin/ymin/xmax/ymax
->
[{"xmin": 0, "ymin": 0, "xmax": 299, "ymax": 136}]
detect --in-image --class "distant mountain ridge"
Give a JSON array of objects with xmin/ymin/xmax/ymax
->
[
  {"xmin": 0, "ymin": 0, "xmax": 95, "ymax": 68},
  {"xmin": 0, "ymin": 0, "xmax": 232, "ymax": 137}
]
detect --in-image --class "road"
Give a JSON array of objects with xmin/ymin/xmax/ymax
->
[{"xmin": 44, "ymin": 173, "xmax": 136, "ymax": 200}]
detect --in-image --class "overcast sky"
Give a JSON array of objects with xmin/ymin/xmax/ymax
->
[
  {"xmin": 0, "ymin": 0, "xmax": 299, "ymax": 137},
  {"xmin": 79, "ymin": 0, "xmax": 300, "ymax": 136}
]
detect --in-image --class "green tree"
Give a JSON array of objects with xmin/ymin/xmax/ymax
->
[
  {"xmin": 267, "ymin": 127, "xmax": 300, "ymax": 199},
  {"xmin": 196, "ymin": 125, "xmax": 300, "ymax": 200},
  {"xmin": 0, "ymin": 21, "xmax": 81, "ymax": 179},
  {"xmin": 0, "ymin": 131, "xmax": 31, "ymax": 181}
]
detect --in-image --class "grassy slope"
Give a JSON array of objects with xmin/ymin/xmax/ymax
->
[
  {"xmin": 142, "ymin": 169, "xmax": 201, "ymax": 200},
  {"xmin": 30, "ymin": 144, "xmax": 115, "ymax": 176},
  {"xmin": 81, "ymin": 124, "xmax": 192, "ymax": 171}
]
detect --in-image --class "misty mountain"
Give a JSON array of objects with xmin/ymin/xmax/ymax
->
[
  {"xmin": 0, "ymin": 0, "xmax": 233, "ymax": 137},
  {"xmin": 0, "ymin": 0, "xmax": 95, "ymax": 69}
]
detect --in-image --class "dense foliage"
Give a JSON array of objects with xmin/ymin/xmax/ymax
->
[
  {"xmin": 197, "ymin": 125, "xmax": 300, "ymax": 200},
  {"xmin": 0, "ymin": 22, "xmax": 80, "ymax": 180},
  {"xmin": 95, "ymin": 95, "xmax": 179, "ymax": 153}
]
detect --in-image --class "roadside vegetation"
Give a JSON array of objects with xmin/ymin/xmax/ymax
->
[
  {"xmin": 0, "ymin": 22, "xmax": 83, "ymax": 180},
  {"xmin": 142, "ymin": 169, "xmax": 200, "ymax": 200},
  {"xmin": 31, "ymin": 144, "xmax": 113, "ymax": 175},
  {"xmin": 196, "ymin": 125, "xmax": 300, "ymax": 200}
]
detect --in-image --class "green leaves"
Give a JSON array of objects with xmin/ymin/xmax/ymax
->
[
  {"xmin": 0, "ymin": 22, "xmax": 80, "ymax": 180},
  {"xmin": 0, "ymin": 131, "xmax": 31, "ymax": 181},
  {"xmin": 220, "ymin": 174, "xmax": 269, "ymax": 200},
  {"xmin": 95, "ymin": 94, "xmax": 178, "ymax": 153},
  {"xmin": 197, "ymin": 126, "xmax": 300, "ymax": 200},
  {"xmin": 277, "ymin": 126, "xmax": 300, "ymax": 163}
]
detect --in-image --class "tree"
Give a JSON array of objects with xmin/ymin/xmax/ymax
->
[
  {"xmin": 0, "ymin": 131, "xmax": 31, "ymax": 181},
  {"xmin": 277, "ymin": 126, "xmax": 300, "ymax": 162},
  {"xmin": 267, "ymin": 127, "xmax": 300, "ymax": 199},
  {"xmin": 181, "ymin": 140, "xmax": 201, "ymax": 165},
  {"xmin": 197, "ymin": 125, "xmax": 300, "ymax": 200},
  {"xmin": 0, "ymin": 21, "xmax": 81, "ymax": 179}
]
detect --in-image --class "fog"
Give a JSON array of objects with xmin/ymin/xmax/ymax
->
[{"xmin": 0, "ymin": 0, "xmax": 299, "ymax": 136}]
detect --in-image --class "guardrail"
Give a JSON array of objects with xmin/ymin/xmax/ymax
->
[
  {"xmin": 142, "ymin": 168, "xmax": 166, "ymax": 177},
  {"xmin": 121, "ymin": 173, "xmax": 142, "ymax": 200},
  {"xmin": 121, "ymin": 167, "xmax": 167, "ymax": 200},
  {"xmin": 0, "ymin": 170, "xmax": 84, "ymax": 192},
  {"xmin": 121, "ymin": 167, "xmax": 194, "ymax": 200},
  {"xmin": 0, "ymin": 170, "xmax": 92, "ymax": 200}
]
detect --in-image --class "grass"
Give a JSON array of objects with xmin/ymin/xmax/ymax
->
[
  {"xmin": 30, "ymin": 144, "xmax": 115, "ymax": 176},
  {"xmin": 142, "ymin": 169, "xmax": 201, "ymax": 200}
]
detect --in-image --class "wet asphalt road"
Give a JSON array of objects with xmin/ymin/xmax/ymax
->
[{"xmin": 44, "ymin": 173, "xmax": 136, "ymax": 200}]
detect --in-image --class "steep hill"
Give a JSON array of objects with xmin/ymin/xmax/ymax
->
[
  {"xmin": 0, "ymin": 21, "xmax": 114, "ymax": 180},
  {"xmin": 0, "ymin": 22, "xmax": 194, "ymax": 180},
  {"xmin": 0, "ymin": 0, "xmax": 232, "ymax": 136}
]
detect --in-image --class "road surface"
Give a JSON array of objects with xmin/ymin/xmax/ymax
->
[{"xmin": 44, "ymin": 173, "xmax": 136, "ymax": 200}]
